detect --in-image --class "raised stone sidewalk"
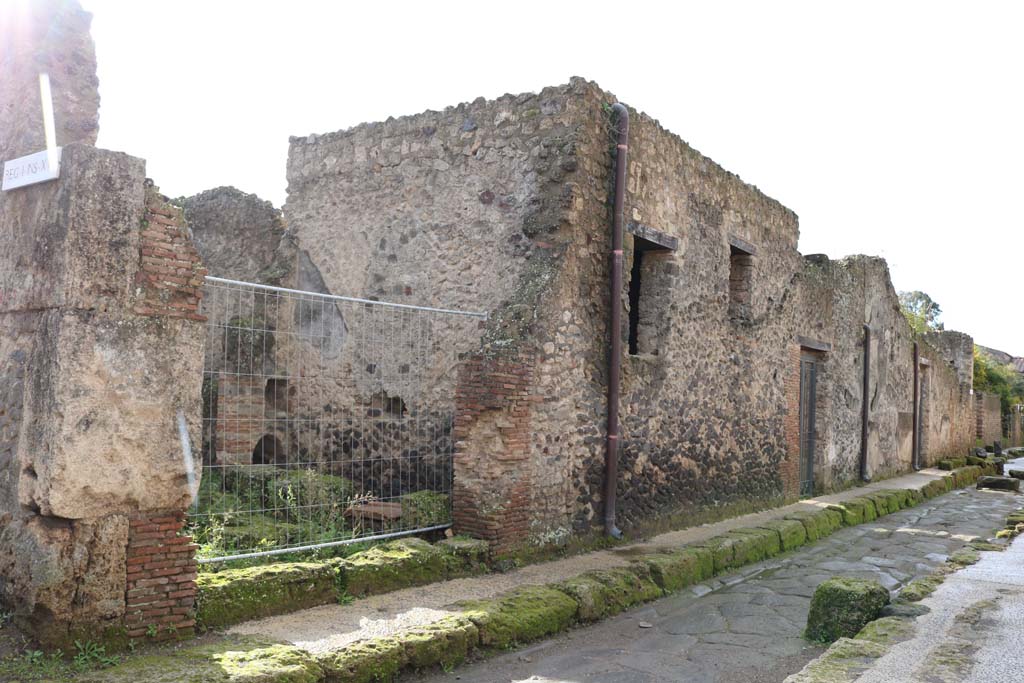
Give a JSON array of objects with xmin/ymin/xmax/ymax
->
[{"xmin": 76, "ymin": 462, "xmax": 1006, "ymax": 682}]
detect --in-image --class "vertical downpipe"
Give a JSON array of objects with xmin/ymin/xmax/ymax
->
[
  {"xmin": 912, "ymin": 341, "xmax": 921, "ymax": 470},
  {"xmin": 860, "ymin": 325, "xmax": 871, "ymax": 482},
  {"xmin": 604, "ymin": 103, "xmax": 629, "ymax": 539}
]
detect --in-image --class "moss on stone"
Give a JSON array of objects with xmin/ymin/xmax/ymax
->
[
  {"xmin": 922, "ymin": 478, "xmax": 948, "ymax": 499},
  {"xmin": 805, "ymin": 577, "xmax": 890, "ymax": 644},
  {"xmin": 1004, "ymin": 511, "xmax": 1024, "ymax": 528},
  {"xmin": 966, "ymin": 454, "xmax": 989, "ymax": 468},
  {"xmin": 896, "ymin": 574, "xmax": 943, "ymax": 602},
  {"xmin": 458, "ymin": 585, "xmax": 578, "ymax": 649},
  {"xmin": 315, "ymin": 616, "xmax": 480, "ymax": 681},
  {"xmin": 695, "ymin": 535, "xmax": 738, "ymax": 574},
  {"xmin": 827, "ymin": 501, "xmax": 865, "ymax": 527},
  {"xmin": 316, "ymin": 638, "xmax": 407, "ymax": 683},
  {"xmin": 758, "ymin": 518, "xmax": 808, "ymax": 551},
  {"xmin": 949, "ymin": 548, "xmax": 981, "ymax": 566},
  {"xmin": 77, "ymin": 637, "xmax": 322, "ymax": 683},
  {"xmin": 438, "ymin": 536, "xmax": 490, "ymax": 578},
  {"xmin": 786, "ymin": 636, "xmax": 889, "ymax": 683},
  {"xmin": 847, "ymin": 496, "xmax": 878, "ymax": 521},
  {"xmin": 785, "ymin": 508, "xmax": 839, "ymax": 542},
  {"xmin": 879, "ymin": 489, "xmax": 913, "ymax": 509},
  {"xmin": 399, "ymin": 616, "xmax": 478, "ymax": 671},
  {"xmin": 634, "ymin": 546, "xmax": 712, "ymax": 593},
  {"xmin": 338, "ymin": 538, "xmax": 446, "ymax": 597},
  {"xmin": 557, "ymin": 567, "xmax": 662, "ymax": 621},
  {"xmin": 196, "ymin": 561, "xmax": 340, "ymax": 631},
  {"xmin": 952, "ymin": 465, "xmax": 982, "ymax": 488},
  {"xmin": 727, "ymin": 527, "xmax": 781, "ymax": 562},
  {"xmin": 968, "ymin": 539, "xmax": 1003, "ymax": 552},
  {"xmin": 853, "ymin": 615, "xmax": 914, "ymax": 645},
  {"xmin": 938, "ymin": 457, "xmax": 966, "ymax": 471}
]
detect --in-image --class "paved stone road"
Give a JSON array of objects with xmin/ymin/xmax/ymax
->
[{"xmin": 416, "ymin": 487, "xmax": 1021, "ymax": 683}]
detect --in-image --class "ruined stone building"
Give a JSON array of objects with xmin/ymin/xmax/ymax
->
[
  {"xmin": 281, "ymin": 78, "xmax": 984, "ymax": 551},
  {"xmin": 0, "ymin": 0, "xmax": 1016, "ymax": 648}
]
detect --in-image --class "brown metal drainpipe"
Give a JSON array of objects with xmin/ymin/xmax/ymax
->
[
  {"xmin": 604, "ymin": 102, "xmax": 628, "ymax": 539},
  {"xmin": 912, "ymin": 341, "xmax": 921, "ymax": 471},
  {"xmin": 860, "ymin": 325, "xmax": 871, "ymax": 482}
]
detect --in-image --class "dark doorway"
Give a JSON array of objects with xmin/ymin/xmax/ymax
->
[
  {"xmin": 627, "ymin": 236, "xmax": 672, "ymax": 356},
  {"xmin": 252, "ymin": 434, "xmax": 286, "ymax": 465},
  {"xmin": 798, "ymin": 353, "xmax": 818, "ymax": 497}
]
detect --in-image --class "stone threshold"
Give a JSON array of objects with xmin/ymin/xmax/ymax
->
[{"xmin": 78, "ymin": 461, "xmax": 1000, "ymax": 682}]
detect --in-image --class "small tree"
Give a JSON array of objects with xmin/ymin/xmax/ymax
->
[
  {"xmin": 898, "ymin": 290, "xmax": 944, "ymax": 334},
  {"xmin": 974, "ymin": 346, "xmax": 1024, "ymax": 415}
]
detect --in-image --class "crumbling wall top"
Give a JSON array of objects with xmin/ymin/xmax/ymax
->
[{"xmin": 0, "ymin": 0, "xmax": 100, "ymax": 162}]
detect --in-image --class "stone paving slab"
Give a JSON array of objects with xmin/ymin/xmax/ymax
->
[{"xmin": 413, "ymin": 486, "xmax": 1021, "ymax": 683}]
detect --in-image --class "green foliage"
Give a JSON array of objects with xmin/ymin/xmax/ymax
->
[
  {"xmin": 400, "ymin": 490, "xmax": 450, "ymax": 528},
  {"xmin": 187, "ymin": 466, "xmax": 360, "ymax": 563},
  {"xmin": 73, "ymin": 640, "xmax": 120, "ymax": 671},
  {"xmin": 973, "ymin": 346, "xmax": 1024, "ymax": 415},
  {"xmin": 898, "ymin": 290, "xmax": 944, "ymax": 334}
]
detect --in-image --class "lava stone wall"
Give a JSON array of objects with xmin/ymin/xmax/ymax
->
[{"xmin": 546, "ymin": 83, "xmax": 804, "ymax": 537}]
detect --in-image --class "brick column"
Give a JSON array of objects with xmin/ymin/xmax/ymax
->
[
  {"xmin": 781, "ymin": 344, "xmax": 801, "ymax": 499},
  {"xmin": 123, "ymin": 511, "xmax": 199, "ymax": 640},
  {"xmin": 452, "ymin": 351, "xmax": 536, "ymax": 555},
  {"xmin": 121, "ymin": 187, "xmax": 204, "ymax": 641}
]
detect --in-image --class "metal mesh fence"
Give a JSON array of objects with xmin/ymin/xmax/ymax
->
[{"xmin": 190, "ymin": 276, "xmax": 486, "ymax": 562}]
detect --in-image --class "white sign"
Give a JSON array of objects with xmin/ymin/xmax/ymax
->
[{"xmin": 2, "ymin": 148, "xmax": 62, "ymax": 191}]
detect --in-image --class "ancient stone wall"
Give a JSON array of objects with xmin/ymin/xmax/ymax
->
[
  {"xmin": 976, "ymin": 391, "xmax": 1002, "ymax": 446},
  {"xmin": 0, "ymin": 145, "xmax": 206, "ymax": 645},
  {"xmin": 0, "ymin": 0, "xmax": 99, "ymax": 163},
  {"xmin": 0, "ymin": 0, "xmax": 206, "ymax": 645},
  {"xmin": 1009, "ymin": 409, "xmax": 1023, "ymax": 447},
  {"xmin": 923, "ymin": 329, "xmax": 974, "ymax": 388},
  {"xmin": 918, "ymin": 332, "xmax": 976, "ymax": 464},
  {"xmin": 284, "ymin": 78, "xmax": 987, "ymax": 551}
]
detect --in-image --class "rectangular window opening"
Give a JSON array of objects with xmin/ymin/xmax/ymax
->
[
  {"xmin": 628, "ymin": 237, "xmax": 671, "ymax": 356},
  {"xmin": 729, "ymin": 245, "xmax": 754, "ymax": 321}
]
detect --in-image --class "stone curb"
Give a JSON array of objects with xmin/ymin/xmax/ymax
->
[
  {"xmin": 195, "ymin": 537, "xmax": 489, "ymax": 631},
  {"xmin": 301, "ymin": 467, "xmax": 989, "ymax": 682},
  {"xmin": 99, "ymin": 466, "xmax": 984, "ymax": 682}
]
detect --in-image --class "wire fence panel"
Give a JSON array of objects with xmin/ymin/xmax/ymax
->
[{"xmin": 190, "ymin": 276, "xmax": 486, "ymax": 563}]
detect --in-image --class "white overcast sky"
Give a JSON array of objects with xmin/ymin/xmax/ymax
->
[{"xmin": 80, "ymin": 0, "xmax": 1022, "ymax": 355}]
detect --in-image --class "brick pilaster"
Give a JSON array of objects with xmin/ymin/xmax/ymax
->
[
  {"xmin": 452, "ymin": 350, "xmax": 536, "ymax": 555},
  {"xmin": 781, "ymin": 343, "xmax": 801, "ymax": 499},
  {"xmin": 123, "ymin": 511, "xmax": 198, "ymax": 640}
]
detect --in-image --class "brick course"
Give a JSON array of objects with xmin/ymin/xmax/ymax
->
[
  {"xmin": 134, "ymin": 185, "xmax": 207, "ymax": 322},
  {"xmin": 123, "ymin": 510, "xmax": 198, "ymax": 640},
  {"xmin": 453, "ymin": 351, "xmax": 537, "ymax": 555}
]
